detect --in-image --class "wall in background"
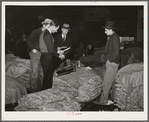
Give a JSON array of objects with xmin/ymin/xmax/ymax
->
[{"xmin": 5, "ymin": 6, "xmax": 143, "ymax": 47}]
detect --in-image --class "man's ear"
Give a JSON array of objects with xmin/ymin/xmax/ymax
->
[{"xmin": 110, "ymin": 29, "xmax": 113, "ymax": 32}]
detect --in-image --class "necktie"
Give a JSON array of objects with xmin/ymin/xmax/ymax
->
[
  {"xmin": 52, "ymin": 36, "xmax": 55, "ymax": 45},
  {"xmin": 63, "ymin": 35, "xmax": 66, "ymax": 41}
]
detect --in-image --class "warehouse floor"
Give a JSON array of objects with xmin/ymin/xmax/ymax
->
[
  {"xmin": 5, "ymin": 86, "xmax": 120, "ymax": 111},
  {"xmin": 5, "ymin": 102, "xmax": 120, "ymax": 111},
  {"xmin": 5, "ymin": 95, "xmax": 121, "ymax": 111},
  {"xmin": 80, "ymin": 101, "xmax": 120, "ymax": 111}
]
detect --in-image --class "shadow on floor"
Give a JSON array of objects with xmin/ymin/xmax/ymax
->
[
  {"xmin": 5, "ymin": 102, "xmax": 18, "ymax": 111},
  {"xmin": 80, "ymin": 101, "xmax": 121, "ymax": 111}
]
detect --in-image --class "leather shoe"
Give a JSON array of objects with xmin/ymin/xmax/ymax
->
[
  {"xmin": 93, "ymin": 100, "xmax": 114, "ymax": 105},
  {"xmin": 93, "ymin": 101, "xmax": 108, "ymax": 105}
]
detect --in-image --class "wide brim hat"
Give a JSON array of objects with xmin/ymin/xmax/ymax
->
[
  {"xmin": 61, "ymin": 23, "xmax": 70, "ymax": 30},
  {"xmin": 41, "ymin": 18, "xmax": 52, "ymax": 24},
  {"xmin": 103, "ymin": 21, "xmax": 117, "ymax": 29}
]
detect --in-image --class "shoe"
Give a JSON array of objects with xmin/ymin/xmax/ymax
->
[
  {"xmin": 107, "ymin": 100, "xmax": 114, "ymax": 105},
  {"xmin": 93, "ymin": 100, "xmax": 114, "ymax": 105},
  {"xmin": 93, "ymin": 100, "xmax": 108, "ymax": 105}
]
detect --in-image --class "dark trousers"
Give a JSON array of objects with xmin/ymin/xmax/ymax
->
[
  {"xmin": 54, "ymin": 57, "xmax": 63, "ymax": 70},
  {"xmin": 40, "ymin": 53, "xmax": 54, "ymax": 90}
]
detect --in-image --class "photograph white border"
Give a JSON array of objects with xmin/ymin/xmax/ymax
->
[{"xmin": 1, "ymin": 1, "xmax": 148, "ymax": 121}]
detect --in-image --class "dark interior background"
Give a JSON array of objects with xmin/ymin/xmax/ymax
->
[{"xmin": 6, "ymin": 6, "xmax": 143, "ymax": 48}]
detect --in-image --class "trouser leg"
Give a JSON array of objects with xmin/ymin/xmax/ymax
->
[
  {"xmin": 109, "ymin": 81, "xmax": 116, "ymax": 101},
  {"xmin": 100, "ymin": 60, "xmax": 119, "ymax": 104},
  {"xmin": 37, "ymin": 62, "xmax": 43, "ymax": 91},
  {"xmin": 54, "ymin": 57, "xmax": 62, "ymax": 69},
  {"xmin": 29, "ymin": 51, "xmax": 41, "ymax": 92},
  {"xmin": 40, "ymin": 54, "xmax": 54, "ymax": 90}
]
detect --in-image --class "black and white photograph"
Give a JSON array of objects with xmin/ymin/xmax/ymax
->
[{"xmin": 1, "ymin": 1, "xmax": 148, "ymax": 121}]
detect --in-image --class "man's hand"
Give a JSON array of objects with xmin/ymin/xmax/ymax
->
[
  {"xmin": 57, "ymin": 50, "xmax": 64, "ymax": 55},
  {"xmin": 57, "ymin": 47, "xmax": 70, "ymax": 55},
  {"xmin": 57, "ymin": 47, "xmax": 64, "ymax": 55},
  {"xmin": 57, "ymin": 47, "xmax": 61, "ymax": 51},
  {"xmin": 57, "ymin": 46, "xmax": 67, "ymax": 50},
  {"xmin": 32, "ymin": 49, "xmax": 37, "ymax": 53},
  {"xmin": 100, "ymin": 54, "xmax": 106, "ymax": 62},
  {"xmin": 59, "ymin": 54, "xmax": 65, "ymax": 60}
]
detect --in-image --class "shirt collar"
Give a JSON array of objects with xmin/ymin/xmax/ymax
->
[{"xmin": 46, "ymin": 28, "xmax": 52, "ymax": 34}]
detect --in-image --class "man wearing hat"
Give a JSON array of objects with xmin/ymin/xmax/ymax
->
[
  {"xmin": 93, "ymin": 21, "xmax": 120, "ymax": 105},
  {"xmin": 26, "ymin": 18, "xmax": 52, "ymax": 92},
  {"xmin": 39, "ymin": 18, "xmax": 65, "ymax": 90},
  {"xmin": 54, "ymin": 23, "xmax": 73, "ymax": 69}
]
